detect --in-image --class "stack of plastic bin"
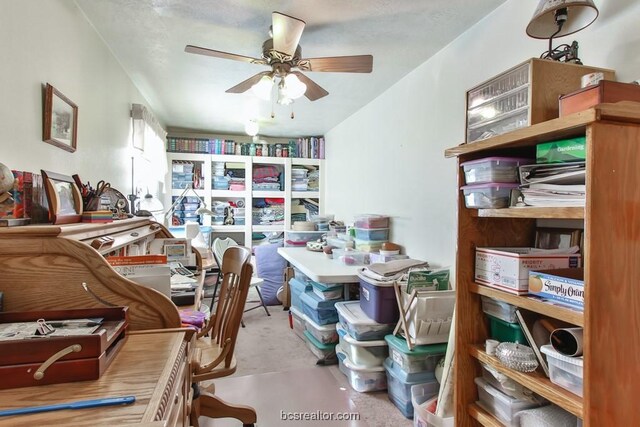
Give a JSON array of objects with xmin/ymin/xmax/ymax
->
[
  {"xmin": 384, "ymin": 334, "xmax": 447, "ymax": 419},
  {"xmin": 335, "ymin": 301, "xmax": 395, "ymax": 392},
  {"xmin": 353, "ymin": 214, "xmax": 390, "ymax": 253},
  {"xmin": 299, "ymin": 279, "xmax": 343, "ymax": 365}
]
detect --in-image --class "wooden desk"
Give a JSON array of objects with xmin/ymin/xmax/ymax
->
[{"xmin": 0, "ymin": 330, "xmax": 193, "ymax": 426}]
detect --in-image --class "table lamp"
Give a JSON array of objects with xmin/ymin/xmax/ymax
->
[{"xmin": 526, "ymin": 0, "xmax": 599, "ymax": 64}]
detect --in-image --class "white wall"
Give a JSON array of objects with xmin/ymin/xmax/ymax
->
[
  {"xmin": 0, "ymin": 0, "xmax": 160, "ymax": 196},
  {"xmin": 324, "ymin": 0, "xmax": 640, "ymax": 273}
]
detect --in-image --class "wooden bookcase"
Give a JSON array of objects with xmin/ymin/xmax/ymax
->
[{"xmin": 445, "ymin": 102, "xmax": 640, "ymax": 426}]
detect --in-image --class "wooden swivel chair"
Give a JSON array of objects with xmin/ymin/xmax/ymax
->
[{"xmin": 191, "ymin": 245, "xmax": 257, "ymax": 427}]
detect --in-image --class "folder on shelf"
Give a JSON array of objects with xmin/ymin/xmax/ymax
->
[{"xmin": 519, "ymin": 162, "xmax": 586, "ymax": 186}]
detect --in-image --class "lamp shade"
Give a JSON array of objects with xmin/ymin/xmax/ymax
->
[
  {"xmin": 138, "ymin": 193, "xmax": 164, "ymax": 213},
  {"xmin": 526, "ymin": 0, "xmax": 599, "ymax": 39},
  {"xmin": 250, "ymin": 75, "xmax": 274, "ymax": 100},
  {"xmin": 283, "ymin": 73, "xmax": 307, "ymax": 99},
  {"xmin": 245, "ymin": 119, "xmax": 259, "ymax": 136}
]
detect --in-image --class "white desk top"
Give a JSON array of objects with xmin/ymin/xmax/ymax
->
[{"xmin": 277, "ymin": 247, "xmax": 361, "ymax": 283}]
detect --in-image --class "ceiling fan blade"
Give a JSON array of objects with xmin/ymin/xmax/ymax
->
[
  {"xmin": 185, "ymin": 45, "xmax": 266, "ymax": 65},
  {"xmin": 297, "ymin": 55, "xmax": 373, "ymax": 73},
  {"xmin": 272, "ymin": 12, "xmax": 305, "ymax": 58},
  {"xmin": 226, "ymin": 71, "xmax": 272, "ymax": 94},
  {"xmin": 290, "ymin": 71, "xmax": 328, "ymax": 101}
]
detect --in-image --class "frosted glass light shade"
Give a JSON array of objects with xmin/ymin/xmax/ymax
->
[
  {"xmin": 250, "ymin": 75, "xmax": 274, "ymax": 100},
  {"xmin": 526, "ymin": 0, "xmax": 598, "ymax": 39},
  {"xmin": 245, "ymin": 119, "xmax": 259, "ymax": 136},
  {"xmin": 283, "ymin": 74, "xmax": 307, "ymax": 99}
]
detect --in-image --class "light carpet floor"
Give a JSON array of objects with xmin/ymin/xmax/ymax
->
[{"xmin": 198, "ymin": 290, "xmax": 414, "ymax": 427}]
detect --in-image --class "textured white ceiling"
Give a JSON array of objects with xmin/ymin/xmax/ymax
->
[{"xmin": 75, "ymin": 0, "xmax": 507, "ymax": 137}]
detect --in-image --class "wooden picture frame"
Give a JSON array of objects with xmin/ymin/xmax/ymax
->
[
  {"xmin": 41, "ymin": 170, "xmax": 83, "ymax": 224},
  {"xmin": 534, "ymin": 227, "xmax": 582, "ymax": 250},
  {"xmin": 43, "ymin": 83, "xmax": 78, "ymax": 153}
]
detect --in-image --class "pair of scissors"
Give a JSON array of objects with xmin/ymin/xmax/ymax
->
[{"xmin": 95, "ymin": 180, "xmax": 111, "ymax": 197}]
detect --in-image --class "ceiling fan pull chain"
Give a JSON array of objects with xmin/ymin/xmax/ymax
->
[{"xmin": 291, "ymin": 104, "xmax": 295, "ymax": 119}]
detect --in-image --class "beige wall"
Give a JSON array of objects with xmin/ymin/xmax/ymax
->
[
  {"xmin": 0, "ymin": 0, "xmax": 158, "ymax": 196},
  {"xmin": 324, "ymin": 0, "xmax": 640, "ymax": 276}
]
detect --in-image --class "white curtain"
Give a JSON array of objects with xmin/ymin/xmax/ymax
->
[{"xmin": 131, "ymin": 103, "xmax": 167, "ymax": 190}]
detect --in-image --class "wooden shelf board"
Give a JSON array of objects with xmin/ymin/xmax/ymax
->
[
  {"xmin": 210, "ymin": 225, "xmax": 245, "ymax": 232},
  {"xmin": 471, "ymin": 283, "xmax": 583, "ymax": 326},
  {"xmin": 469, "ymin": 344, "xmax": 583, "ymax": 418},
  {"xmin": 468, "ymin": 403, "xmax": 504, "ymax": 427},
  {"xmin": 472, "ymin": 207, "xmax": 584, "ymax": 219},
  {"xmin": 445, "ymin": 102, "xmax": 640, "ymax": 157}
]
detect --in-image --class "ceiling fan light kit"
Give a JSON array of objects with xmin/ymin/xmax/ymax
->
[{"xmin": 185, "ymin": 11, "xmax": 373, "ymax": 105}]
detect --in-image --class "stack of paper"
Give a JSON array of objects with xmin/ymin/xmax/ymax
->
[{"xmin": 519, "ymin": 162, "xmax": 586, "ymax": 207}]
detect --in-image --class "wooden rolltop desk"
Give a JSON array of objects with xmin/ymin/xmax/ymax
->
[{"xmin": 0, "ymin": 217, "xmax": 194, "ymax": 331}]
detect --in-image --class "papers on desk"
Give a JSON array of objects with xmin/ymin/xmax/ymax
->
[{"xmin": 519, "ymin": 162, "xmax": 586, "ymax": 207}]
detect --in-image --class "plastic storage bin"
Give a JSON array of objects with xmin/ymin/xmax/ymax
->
[
  {"xmin": 289, "ymin": 306, "xmax": 306, "ymax": 341},
  {"xmin": 359, "ymin": 274, "xmax": 399, "ymax": 324},
  {"xmin": 336, "ymin": 346, "xmax": 387, "ymax": 392},
  {"xmin": 354, "ymin": 214, "xmax": 390, "ymax": 229},
  {"xmin": 336, "ymin": 323, "xmax": 388, "ymax": 368},
  {"xmin": 385, "ymin": 334, "xmax": 447, "ymax": 374},
  {"xmin": 461, "ymin": 183, "xmax": 519, "ymax": 209},
  {"xmin": 412, "ymin": 394, "xmax": 454, "ymax": 427},
  {"xmin": 311, "ymin": 281, "xmax": 343, "ymax": 300},
  {"xmin": 299, "ymin": 290, "xmax": 341, "ymax": 326},
  {"xmin": 481, "ymin": 296, "xmax": 518, "ymax": 323},
  {"xmin": 487, "ymin": 314, "xmax": 527, "ymax": 345},
  {"xmin": 354, "ymin": 239, "xmax": 385, "ymax": 253},
  {"xmin": 284, "ymin": 230, "xmax": 326, "ymax": 246},
  {"xmin": 474, "ymin": 377, "xmax": 541, "ymax": 426},
  {"xmin": 335, "ymin": 301, "xmax": 396, "ymax": 341},
  {"xmin": 289, "ymin": 277, "xmax": 312, "ymax": 311},
  {"xmin": 354, "ymin": 228, "xmax": 390, "ymax": 241},
  {"xmin": 304, "ymin": 314, "xmax": 338, "ymax": 344},
  {"xmin": 333, "ymin": 249, "xmax": 368, "ymax": 266},
  {"xmin": 303, "ymin": 330, "xmax": 337, "ymax": 364},
  {"xmin": 480, "ymin": 363, "xmax": 545, "ymax": 403},
  {"xmin": 540, "ymin": 345, "xmax": 584, "ymax": 397},
  {"xmin": 385, "ymin": 358, "xmax": 440, "ymax": 418},
  {"xmin": 461, "ymin": 157, "xmax": 532, "ymax": 184}
]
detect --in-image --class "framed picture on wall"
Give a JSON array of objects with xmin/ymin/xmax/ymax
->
[
  {"xmin": 40, "ymin": 170, "xmax": 83, "ymax": 224},
  {"xmin": 43, "ymin": 83, "xmax": 78, "ymax": 153}
]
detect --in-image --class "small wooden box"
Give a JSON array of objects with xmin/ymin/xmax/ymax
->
[
  {"xmin": 0, "ymin": 307, "xmax": 128, "ymax": 389},
  {"xmin": 559, "ymin": 80, "xmax": 640, "ymax": 117}
]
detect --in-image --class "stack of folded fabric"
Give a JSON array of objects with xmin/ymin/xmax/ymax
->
[{"xmin": 253, "ymin": 165, "xmax": 281, "ymax": 191}]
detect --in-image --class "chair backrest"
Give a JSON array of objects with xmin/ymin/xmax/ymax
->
[
  {"xmin": 212, "ymin": 237, "xmax": 239, "ymax": 269},
  {"xmin": 211, "ymin": 245, "xmax": 252, "ymax": 367}
]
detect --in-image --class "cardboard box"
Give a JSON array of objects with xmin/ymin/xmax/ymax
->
[
  {"xmin": 536, "ymin": 136, "xmax": 586, "ymax": 164},
  {"xmin": 559, "ymin": 80, "xmax": 640, "ymax": 117},
  {"xmin": 529, "ymin": 268, "xmax": 584, "ymax": 310},
  {"xmin": 475, "ymin": 247, "xmax": 581, "ymax": 295}
]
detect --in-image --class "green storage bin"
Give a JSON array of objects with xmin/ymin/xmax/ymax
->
[{"xmin": 487, "ymin": 314, "xmax": 526, "ymax": 345}]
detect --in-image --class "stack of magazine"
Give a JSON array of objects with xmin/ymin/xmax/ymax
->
[{"xmin": 518, "ymin": 162, "xmax": 585, "ymax": 207}]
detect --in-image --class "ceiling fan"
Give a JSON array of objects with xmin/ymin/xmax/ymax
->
[{"xmin": 185, "ymin": 11, "xmax": 373, "ymax": 103}]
